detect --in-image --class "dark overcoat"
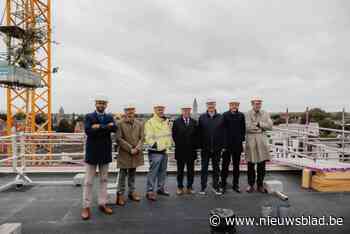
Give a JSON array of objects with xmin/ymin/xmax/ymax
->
[
  {"xmin": 223, "ymin": 110, "xmax": 246, "ymax": 153},
  {"xmin": 198, "ymin": 112, "xmax": 225, "ymax": 152},
  {"xmin": 172, "ymin": 117, "xmax": 198, "ymax": 161}
]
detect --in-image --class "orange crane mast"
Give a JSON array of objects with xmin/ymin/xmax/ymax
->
[{"xmin": 2, "ymin": 0, "xmax": 52, "ymax": 134}]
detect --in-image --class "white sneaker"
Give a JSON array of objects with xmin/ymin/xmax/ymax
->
[
  {"xmin": 214, "ymin": 188, "xmax": 223, "ymax": 196},
  {"xmin": 199, "ymin": 189, "xmax": 207, "ymax": 195}
]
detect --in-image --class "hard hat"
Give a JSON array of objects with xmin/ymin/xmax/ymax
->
[
  {"xmin": 206, "ymin": 98, "xmax": 216, "ymax": 104},
  {"xmin": 228, "ymin": 99, "xmax": 240, "ymax": 104},
  {"xmin": 251, "ymin": 96, "xmax": 262, "ymax": 102},
  {"xmin": 153, "ymin": 104, "xmax": 165, "ymax": 108},
  {"xmin": 181, "ymin": 104, "xmax": 192, "ymax": 109},
  {"xmin": 123, "ymin": 103, "xmax": 136, "ymax": 110},
  {"xmin": 94, "ymin": 94, "xmax": 109, "ymax": 102}
]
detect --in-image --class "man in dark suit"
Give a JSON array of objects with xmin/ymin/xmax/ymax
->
[
  {"xmin": 172, "ymin": 105, "xmax": 198, "ymax": 195},
  {"xmin": 81, "ymin": 95, "xmax": 117, "ymax": 220},
  {"xmin": 198, "ymin": 99, "xmax": 225, "ymax": 195},
  {"xmin": 221, "ymin": 100, "xmax": 246, "ymax": 193}
]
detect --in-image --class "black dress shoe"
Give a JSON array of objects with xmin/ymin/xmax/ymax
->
[
  {"xmin": 232, "ymin": 186, "xmax": 241, "ymax": 193},
  {"xmin": 257, "ymin": 186, "xmax": 267, "ymax": 193},
  {"xmin": 157, "ymin": 190, "xmax": 170, "ymax": 196},
  {"xmin": 220, "ymin": 181, "xmax": 227, "ymax": 189},
  {"xmin": 221, "ymin": 187, "xmax": 226, "ymax": 194},
  {"xmin": 246, "ymin": 185, "xmax": 255, "ymax": 193}
]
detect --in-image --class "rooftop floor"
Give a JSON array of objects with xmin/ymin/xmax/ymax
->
[{"xmin": 0, "ymin": 172, "xmax": 350, "ymax": 234}]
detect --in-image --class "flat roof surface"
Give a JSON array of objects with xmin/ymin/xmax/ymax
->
[{"xmin": 0, "ymin": 172, "xmax": 350, "ymax": 234}]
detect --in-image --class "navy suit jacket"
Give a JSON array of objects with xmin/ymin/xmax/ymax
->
[{"xmin": 84, "ymin": 111, "xmax": 117, "ymax": 165}]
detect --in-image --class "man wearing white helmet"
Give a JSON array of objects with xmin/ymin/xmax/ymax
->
[
  {"xmin": 144, "ymin": 104, "xmax": 172, "ymax": 201},
  {"xmin": 115, "ymin": 104, "xmax": 144, "ymax": 205},
  {"xmin": 81, "ymin": 94, "xmax": 117, "ymax": 220},
  {"xmin": 245, "ymin": 97, "xmax": 273, "ymax": 193},
  {"xmin": 198, "ymin": 99, "xmax": 225, "ymax": 196},
  {"xmin": 172, "ymin": 104, "xmax": 199, "ymax": 195},
  {"xmin": 221, "ymin": 99, "xmax": 246, "ymax": 193}
]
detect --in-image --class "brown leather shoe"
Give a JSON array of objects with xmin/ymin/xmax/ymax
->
[
  {"xmin": 246, "ymin": 185, "xmax": 255, "ymax": 193},
  {"xmin": 185, "ymin": 188, "xmax": 195, "ymax": 195},
  {"xmin": 98, "ymin": 205, "xmax": 113, "ymax": 215},
  {"xmin": 146, "ymin": 192, "xmax": 157, "ymax": 201},
  {"xmin": 128, "ymin": 192, "xmax": 141, "ymax": 202},
  {"xmin": 116, "ymin": 193, "xmax": 126, "ymax": 206},
  {"xmin": 81, "ymin": 207, "xmax": 91, "ymax": 220},
  {"xmin": 176, "ymin": 188, "xmax": 184, "ymax": 195}
]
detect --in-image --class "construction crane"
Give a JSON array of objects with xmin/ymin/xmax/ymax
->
[{"xmin": 0, "ymin": 0, "xmax": 52, "ymax": 134}]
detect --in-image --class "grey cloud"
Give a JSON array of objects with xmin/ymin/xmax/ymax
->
[{"xmin": 1, "ymin": 0, "xmax": 349, "ymax": 114}]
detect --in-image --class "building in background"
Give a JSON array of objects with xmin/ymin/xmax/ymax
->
[
  {"xmin": 57, "ymin": 106, "xmax": 65, "ymax": 125},
  {"xmin": 192, "ymin": 98, "xmax": 198, "ymax": 120}
]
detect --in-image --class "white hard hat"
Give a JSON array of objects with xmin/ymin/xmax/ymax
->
[
  {"xmin": 181, "ymin": 104, "xmax": 192, "ymax": 109},
  {"xmin": 123, "ymin": 103, "xmax": 136, "ymax": 110},
  {"xmin": 251, "ymin": 96, "xmax": 262, "ymax": 102},
  {"xmin": 228, "ymin": 99, "xmax": 240, "ymax": 104},
  {"xmin": 206, "ymin": 98, "xmax": 216, "ymax": 104},
  {"xmin": 94, "ymin": 94, "xmax": 109, "ymax": 102},
  {"xmin": 153, "ymin": 104, "xmax": 165, "ymax": 108}
]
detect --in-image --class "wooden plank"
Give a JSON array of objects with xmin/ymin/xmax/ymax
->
[
  {"xmin": 302, "ymin": 168, "xmax": 312, "ymax": 189},
  {"xmin": 311, "ymin": 175, "xmax": 350, "ymax": 192},
  {"xmin": 316, "ymin": 171, "xmax": 350, "ymax": 180}
]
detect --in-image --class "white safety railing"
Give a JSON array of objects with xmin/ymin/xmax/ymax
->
[
  {"xmin": 270, "ymin": 125, "xmax": 350, "ymax": 171},
  {"xmin": 1, "ymin": 124, "xmax": 350, "ymax": 192}
]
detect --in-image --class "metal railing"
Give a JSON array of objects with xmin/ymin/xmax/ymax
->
[
  {"xmin": 270, "ymin": 125, "xmax": 350, "ymax": 171},
  {"xmin": 1, "ymin": 124, "xmax": 350, "ymax": 192},
  {"xmin": 0, "ymin": 126, "xmax": 349, "ymax": 168}
]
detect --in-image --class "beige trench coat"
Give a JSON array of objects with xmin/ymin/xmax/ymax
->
[
  {"xmin": 116, "ymin": 119, "xmax": 145, "ymax": 168},
  {"xmin": 245, "ymin": 110, "xmax": 273, "ymax": 163}
]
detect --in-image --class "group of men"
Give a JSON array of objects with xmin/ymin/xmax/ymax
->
[{"xmin": 80, "ymin": 95, "xmax": 273, "ymax": 220}]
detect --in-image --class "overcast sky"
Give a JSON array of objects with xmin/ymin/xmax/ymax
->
[{"xmin": 1, "ymin": 0, "xmax": 350, "ymax": 114}]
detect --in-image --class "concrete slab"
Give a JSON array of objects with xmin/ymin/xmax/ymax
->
[
  {"xmin": 264, "ymin": 180, "xmax": 284, "ymax": 193},
  {"xmin": 0, "ymin": 172, "xmax": 349, "ymax": 234},
  {"xmin": 106, "ymin": 189, "xmax": 117, "ymax": 205},
  {"xmin": 0, "ymin": 223, "xmax": 21, "ymax": 234},
  {"xmin": 73, "ymin": 173, "xmax": 85, "ymax": 186}
]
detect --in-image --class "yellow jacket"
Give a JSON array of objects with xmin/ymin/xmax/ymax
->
[{"xmin": 144, "ymin": 114, "xmax": 172, "ymax": 152}]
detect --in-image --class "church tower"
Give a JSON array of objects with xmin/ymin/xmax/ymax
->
[{"xmin": 192, "ymin": 98, "xmax": 198, "ymax": 120}]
